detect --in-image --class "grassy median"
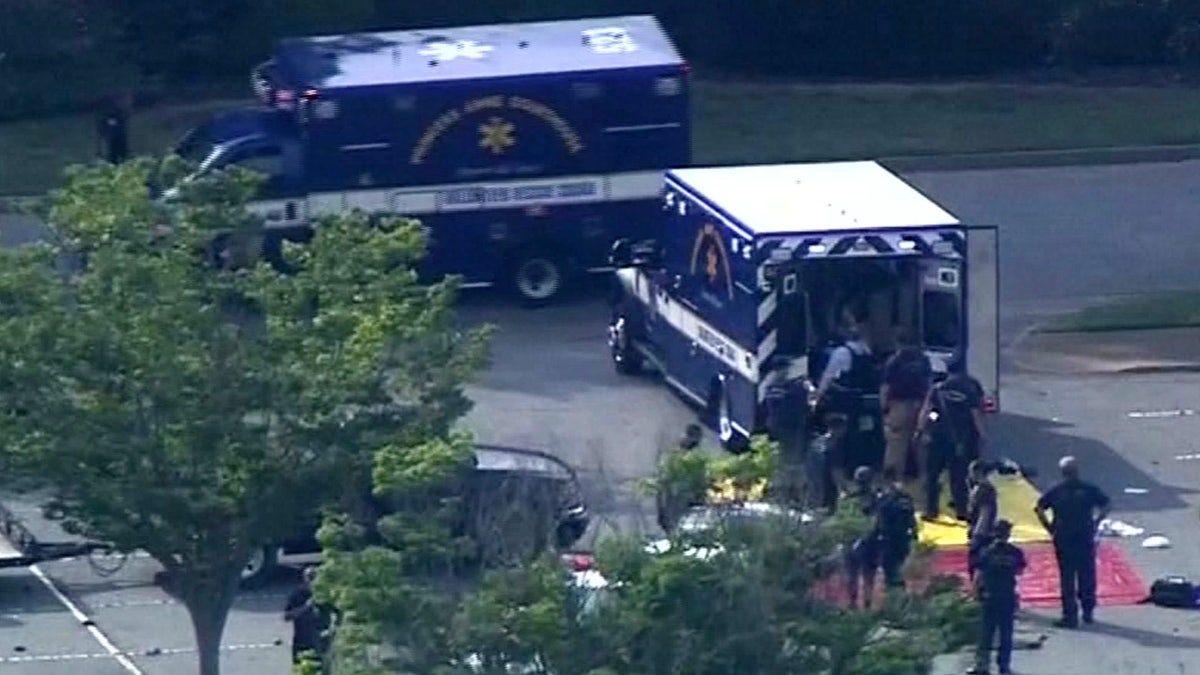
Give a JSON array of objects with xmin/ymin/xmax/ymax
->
[
  {"xmin": 1041, "ymin": 291, "xmax": 1200, "ymax": 333},
  {"xmin": 7, "ymin": 80, "xmax": 1200, "ymax": 195}
]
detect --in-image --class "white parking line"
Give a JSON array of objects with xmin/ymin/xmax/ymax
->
[
  {"xmin": 28, "ymin": 564, "xmax": 144, "ymax": 674},
  {"xmin": 0, "ymin": 641, "xmax": 281, "ymax": 664}
]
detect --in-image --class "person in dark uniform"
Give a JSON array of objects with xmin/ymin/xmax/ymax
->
[
  {"xmin": 814, "ymin": 302, "xmax": 883, "ymax": 478},
  {"xmin": 873, "ymin": 467, "xmax": 918, "ymax": 589},
  {"xmin": 915, "ymin": 370, "xmax": 988, "ymax": 521},
  {"xmin": 1034, "ymin": 455, "xmax": 1110, "ymax": 628},
  {"xmin": 969, "ymin": 519, "xmax": 1026, "ymax": 675},
  {"xmin": 96, "ymin": 93, "xmax": 132, "ymax": 165},
  {"xmin": 284, "ymin": 566, "xmax": 336, "ymax": 668},
  {"xmin": 840, "ymin": 465, "xmax": 881, "ymax": 608},
  {"xmin": 966, "ymin": 459, "xmax": 999, "ymax": 580}
]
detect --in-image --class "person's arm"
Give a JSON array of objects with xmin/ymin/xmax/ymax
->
[
  {"xmin": 1015, "ymin": 548, "xmax": 1027, "ymax": 575},
  {"xmin": 1034, "ymin": 489, "xmax": 1055, "ymax": 534},
  {"xmin": 284, "ymin": 591, "xmax": 310, "ymax": 622},
  {"xmin": 1092, "ymin": 485, "xmax": 1112, "ymax": 530},
  {"xmin": 815, "ymin": 347, "xmax": 851, "ymax": 402},
  {"xmin": 913, "ymin": 388, "xmax": 935, "ymax": 438}
]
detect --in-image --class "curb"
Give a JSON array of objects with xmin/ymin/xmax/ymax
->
[
  {"xmin": 1007, "ymin": 314, "xmax": 1200, "ymax": 376},
  {"xmin": 880, "ymin": 143, "xmax": 1200, "ymax": 173}
]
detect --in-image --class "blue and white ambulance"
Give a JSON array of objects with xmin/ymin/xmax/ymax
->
[
  {"xmin": 607, "ymin": 161, "xmax": 999, "ymax": 450},
  {"xmin": 172, "ymin": 15, "xmax": 689, "ymax": 304}
]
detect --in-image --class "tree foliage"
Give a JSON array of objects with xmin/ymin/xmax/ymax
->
[
  {"xmin": 317, "ymin": 435, "xmax": 977, "ymax": 675},
  {"xmin": 0, "ymin": 156, "xmax": 489, "ymax": 675}
]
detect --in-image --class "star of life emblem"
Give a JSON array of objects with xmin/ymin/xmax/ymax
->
[{"xmin": 419, "ymin": 40, "xmax": 495, "ymax": 61}]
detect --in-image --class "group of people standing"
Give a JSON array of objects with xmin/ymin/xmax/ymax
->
[
  {"xmin": 811, "ymin": 302, "xmax": 986, "ymax": 521},
  {"xmin": 812, "ymin": 302, "xmax": 1114, "ymax": 675}
]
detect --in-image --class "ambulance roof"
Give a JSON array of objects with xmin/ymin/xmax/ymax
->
[
  {"xmin": 275, "ymin": 15, "xmax": 682, "ymax": 89},
  {"xmin": 666, "ymin": 161, "xmax": 961, "ymax": 236}
]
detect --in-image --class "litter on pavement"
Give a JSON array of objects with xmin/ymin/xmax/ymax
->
[
  {"xmin": 1142, "ymin": 535, "xmax": 1172, "ymax": 549},
  {"xmin": 1123, "ymin": 487, "xmax": 1149, "ymax": 495},
  {"xmin": 1128, "ymin": 409, "xmax": 1196, "ymax": 419},
  {"xmin": 1097, "ymin": 518, "xmax": 1145, "ymax": 538}
]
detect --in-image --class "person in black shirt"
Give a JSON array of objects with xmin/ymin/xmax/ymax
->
[
  {"xmin": 873, "ymin": 467, "xmax": 918, "ymax": 589},
  {"xmin": 1034, "ymin": 455, "xmax": 1110, "ymax": 628},
  {"xmin": 841, "ymin": 465, "xmax": 881, "ymax": 608},
  {"xmin": 96, "ymin": 93, "xmax": 132, "ymax": 165},
  {"xmin": 285, "ymin": 566, "xmax": 336, "ymax": 667},
  {"xmin": 966, "ymin": 459, "xmax": 998, "ymax": 580},
  {"xmin": 880, "ymin": 339, "xmax": 932, "ymax": 479},
  {"xmin": 915, "ymin": 371, "xmax": 987, "ymax": 521},
  {"xmin": 969, "ymin": 519, "xmax": 1026, "ymax": 675}
]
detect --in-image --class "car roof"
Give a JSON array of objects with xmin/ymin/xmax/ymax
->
[
  {"xmin": 472, "ymin": 444, "xmax": 577, "ymax": 481},
  {"xmin": 666, "ymin": 161, "xmax": 961, "ymax": 236},
  {"xmin": 274, "ymin": 15, "xmax": 683, "ymax": 89}
]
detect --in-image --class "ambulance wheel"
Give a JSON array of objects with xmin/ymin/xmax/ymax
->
[
  {"xmin": 609, "ymin": 316, "xmax": 643, "ymax": 375},
  {"xmin": 508, "ymin": 247, "xmax": 567, "ymax": 307},
  {"xmin": 707, "ymin": 378, "xmax": 749, "ymax": 454}
]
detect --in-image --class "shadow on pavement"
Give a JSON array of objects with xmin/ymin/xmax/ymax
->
[
  {"xmin": 1023, "ymin": 612, "xmax": 1200, "ymax": 650},
  {"xmin": 994, "ymin": 412, "xmax": 1197, "ymax": 511}
]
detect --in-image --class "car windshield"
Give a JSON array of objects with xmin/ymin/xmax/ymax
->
[{"xmin": 677, "ymin": 502, "xmax": 801, "ymax": 533}]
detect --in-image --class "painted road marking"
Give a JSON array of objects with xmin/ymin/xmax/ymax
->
[
  {"xmin": 0, "ymin": 591, "xmax": 289, "ymax": 615},
  {"xmin": 0, "ymin": 641, "xmax": 281, "ymax": 664},
  {"xmin": 29, "ymin": 564, "xmax": 144, "ymax": 674}
]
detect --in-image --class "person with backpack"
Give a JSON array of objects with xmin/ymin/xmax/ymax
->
[
  {"xmin": 880, "ymin": 335, "xmax": 932, "ymax": 479},
  {"xmin": 915, "ymin": 370, "xmax": 988, "ymax": 521},
  {"xmin": 966, "ymin": 459, "xmax": 999, "ymax": 580},
  {"xmin": 873, "ymin": 467, "xmax": 918, "ymax": 589}
]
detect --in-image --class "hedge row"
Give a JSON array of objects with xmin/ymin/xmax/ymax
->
[{"xmin": 5, "ymin": 0, "xmax": 1200, "ymax": 121}]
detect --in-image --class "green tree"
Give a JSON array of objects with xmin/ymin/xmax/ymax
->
[
  {"xmin": 330, "ymin": 436, "xmax": 976, "ymax": 675},
  {"xmin": 0, "ymin": 157, "xmax": 489, "ymax": 675}
]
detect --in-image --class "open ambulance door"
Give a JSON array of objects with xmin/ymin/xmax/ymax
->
[{"xmin": 966, "ymin": 225, "xmax": 999, "ymax": 412}]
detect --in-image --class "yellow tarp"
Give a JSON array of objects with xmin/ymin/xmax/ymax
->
[{"xmin": 912, "ymin": 474, "xmax": 1051, "ymax": 548}]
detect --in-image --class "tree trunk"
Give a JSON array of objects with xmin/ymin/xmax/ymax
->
[{"xmin": 182, "ymin": 576, "xmax": 239, "ymax": 675}]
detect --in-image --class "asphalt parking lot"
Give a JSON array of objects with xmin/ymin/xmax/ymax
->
[{"xmin": 4, "ymin": 159, "xmax": 1200, "ymax": 673}]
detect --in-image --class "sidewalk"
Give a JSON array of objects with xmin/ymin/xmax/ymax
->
[{"xmin": 1010, "ymin": 327, "xmax": 1200, "ymax": 375}]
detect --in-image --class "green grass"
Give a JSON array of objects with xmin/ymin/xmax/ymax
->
[
  {"xmin": 8, "ymin": 80, "xmax": 1200, "ymax": 195},
  {"xmin": 1041, "ymin": 291, "xmax": 1200, "ymax": 333}
]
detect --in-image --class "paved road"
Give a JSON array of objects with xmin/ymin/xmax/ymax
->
[{"xmin": 4, "ymin": 160, "xmax": 1200, "ymax": 673}]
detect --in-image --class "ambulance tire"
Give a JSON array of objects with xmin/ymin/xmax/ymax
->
[
  {"xmin": 707, "ymin": 378, "xmax": 749, "ymax": 454},
  {"xmin": 610, "ymin": 316, "xmax": 643, "ymax": 375},
  {"xmin": 508, "ymin": 246, "xmax": 569, "ymax": 307}
]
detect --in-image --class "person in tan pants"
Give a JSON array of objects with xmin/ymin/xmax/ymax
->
[{"xmin": 880, "ymin": 341, "xmax": 933, "ymax": 480}]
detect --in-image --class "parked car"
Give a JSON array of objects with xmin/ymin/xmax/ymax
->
[{"xmin": 241, "ymin": 444, "xmax": 591, "ymax": 586}]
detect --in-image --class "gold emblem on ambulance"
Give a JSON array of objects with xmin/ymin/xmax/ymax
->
[
  {"xmin": 478, "ymin": 116, "xmax": 516, "ymax": 155},
  {"xmin": 690, "ymin": 222, "xmax": 734, "ymax": 300}
]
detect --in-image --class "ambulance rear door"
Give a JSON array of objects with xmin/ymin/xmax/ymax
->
[{"xmin": 965, "ymin": 225, "xmax": 999, "ymax": 412}]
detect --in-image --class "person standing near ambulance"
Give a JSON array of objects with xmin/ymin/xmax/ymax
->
[
  {"xmin": 815, "ymin": 302, "xmax": 883, "ymax": 477},
  {"xmin": 915, "ymin": 370, "xmax": 988, "ymax": 521},
  {"xmin": 879, "ymin": 333, "xmax": 932, "ymax": 479}
]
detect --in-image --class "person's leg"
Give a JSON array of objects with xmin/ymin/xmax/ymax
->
[
  {"xmin": 883, "ymin": 405, "xmax": 908, "ymax": 477},
  {"xmin": 1055, "ymin": 545, "xmax": 1079, "ymax": 625},
  {"xmin": 844, "ymin": 546, "xmax": 861, "ymax": 608},
  {"xmin": 924, "ymin": 442, "xmax": 947, "ymax": 517},
  {"xmin": 1079, "ymin": 543, "xmax": 1098, "ymax": 623},
  {"xmin": 948, "ymin": 451, "xmax": 970, "ymax": 520},
  {"xmin": 974, "ymin": 603, "xmax": 997, "ymax": 671},
  {"xmin": 996, "ymin": 602, "xmax": 1015, "ymax": 673}
]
